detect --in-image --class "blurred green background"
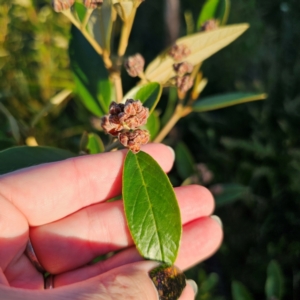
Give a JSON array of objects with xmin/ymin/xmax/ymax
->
[{"xmin": 0, "ymin": 0, "xmax": 299, "ymax": 299}]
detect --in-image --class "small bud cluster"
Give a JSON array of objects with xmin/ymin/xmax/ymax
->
[
  {"xmin": 124, "ymin": 54, "xmax": 145, "ymax": 77},
  {"xmin": 173, "ymin": 62, "xmax": 193, "ymax": 77},
  {"xmin": 168, "ymin": 44, "xmax": 191, "ymax": 61},
  {"xmin": 200, "ymin": 19, "xmax": 219, "ymax": 32},
  {"xmin": 51, "ymin": 0, "xmax": 75, "ymax": 12},
  {"xmin": 175, "ymin": 76, "xmax": 194, "ymax": 93},
  {"xmin": 101, "ymin": 100, "xmax": 150, "ymax": 153},
  {"xmin": 84, "ymin": 0, "xmax": 103, "ymax": 9}
]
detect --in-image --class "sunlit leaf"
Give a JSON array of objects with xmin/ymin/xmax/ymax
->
[
  {"xmin": 145, "ymin": 24, "xmax": 249, "ymax": 83},
  {"xmin": 213, "ymin": 183, "xmax": 248, "ymax": 207},
  {"xmin": 175, "ymin": 142, "xmax": 196, "ymax": 180},
  {"xmin": 265, "ymin": 260, "xmax": 284, "ymax": 300},
  {"xmin": 0, "ymin": 146, "xmax": 75, "ymax": 175},
  {"xmin": 123, "ymin": 82, "xmax": 162, "ymax": 114},
  {"xmin": 232, "ymin": 281, "xmax": 254, "ymax": 300},
  {"xmin": 123, "ymin": 150, "xmax": 182, "ymax": 264},
  {"xmin": 193, "ymin": 92, "xmax": 267, "ymax": 112},
  {"xmin": 69, "ymin": 26, "xmax": 112, "ymax": 116}
]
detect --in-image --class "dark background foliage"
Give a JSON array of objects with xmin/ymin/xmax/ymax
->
[{"xmin": 0, "ymin": 0, "xmax": 299, "ymax": 299}]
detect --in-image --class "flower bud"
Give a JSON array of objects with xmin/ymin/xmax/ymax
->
[
  {"xmin": 124, "ymin": 54, "xmax": 145, "ymax": 77},
  {"xmin": 84, "ymin": 0, "xmax": 103, "ymax": 9},
  {"xmin": 176, "ymin": 75, "xmax": 194, "ymax": 93},
  {"xmin": 200, "ymin": 19, "xmax": 219, "ymax": 32},
  {"xmin": 118, "ymin": 129, "xmax": 150, "ymax": 153},
  {"xmin": 173, "ymin": 62, "xmax": 194, "ymax": 76},
  {"xmin": 168, "ymin": 44, "xmax": 191, "ymax": 61},
  {"xmin": 51, "ymin": 0, "xmax": 75, "ymax": 12}
]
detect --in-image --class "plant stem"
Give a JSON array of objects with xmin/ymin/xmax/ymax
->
[
  {"xmin": 62, "ymin": 9, "xmax": 103, "ymax": 56},
  {"xmin": 118, "ymin": 8, "xmax": 137, "ymax": 57},
  {"xmin": 81, "ymin": 8, "xmax": 93, "ymax": 30},
  {"xmin": 153, "ymin": 105, "xmax": 192, "ymax": 143},
  {"xmin": 105, "ymin": 140, "xmax": 121, "ymax": 152}
]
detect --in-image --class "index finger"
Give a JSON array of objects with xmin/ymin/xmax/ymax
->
[{"xmin": 0, "ymin": 144, "xmax": 175, "ymax": 226}]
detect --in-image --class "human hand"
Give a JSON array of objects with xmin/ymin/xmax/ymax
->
[{"xmin": 0, "ymin": 143, "xmax": 222, "ymax": 299}]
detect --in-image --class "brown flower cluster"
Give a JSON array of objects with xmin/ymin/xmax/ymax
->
[
  {"xmin": 168, "ymin": 44, "xmax": 194, "ymax": 93},
  {"xmin": 124, "ymin": 54, "xmax": 145, "ymax": 77},
  {"xmin": 51, "ymin": 0, "xmax": 75, "ymax": 12},
  {"xmin": 101, "ymin": 99, "xmax": 150, "ymax": 153},
  {"xmin": 168, "ymin": 44, "xmax": 191, "ymax": 61},
  {"xmin": 200, "ymin": 19, "xmax": 219, "ymax": 32}
]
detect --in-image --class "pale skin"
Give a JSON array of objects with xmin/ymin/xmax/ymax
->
[{"xmin": 0, "ymin": 143, "xmax": 223, "ymax": 299}]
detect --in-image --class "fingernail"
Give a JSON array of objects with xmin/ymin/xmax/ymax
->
[
  {"xmin": 186, "ymin": 279, "xmax": 198, "ymax": 296},
  {"xmin": 211, "ymin": 215, "xmax": 223, "ymax": 228},
  {"xmin": 167, "ymin": 146, "xmax": 175, "ymax": 160},
  {"xmin": 149, "ymin": 264, "xmax": 186, "ymax": 300}
]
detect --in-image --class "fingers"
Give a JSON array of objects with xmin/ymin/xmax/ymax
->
[
  {"xmin": 30, "ymin": 185, "xmax": 215, "ymax": 274},
  {"xmin": 0, "ymin": 261, "xmax": 195, "ymax": 300},
  {"xmin": 0, "ymin": 195, "xmax": 28, "ymax": 271},
  {"xmin": 54, "ymin": 216, "xmax": 222, "ymax": 287},
  {"xmin": 0, "ymin": 144, "xmax": 175, "ymax": 226}
]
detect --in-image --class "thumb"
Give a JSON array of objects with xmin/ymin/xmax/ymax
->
[{"xmin": 0, "ymin": 261, "xmax": 194, "ymax": 300}]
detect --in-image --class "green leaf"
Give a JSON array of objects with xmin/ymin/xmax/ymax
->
[
  {"xmin": 0, "ymin": 102, "xmax": 20, "ymax": 143},
  {"xmin": 197, "ymin": 0, "xmax": 219, "ymax": 28},
  {"xmin": 86, "ymin": 133, "xmax": 105, "ymax": 154},
  {"xmin": 123, "ymin": 82, "xmax": 162, "ymax": 114},
  {"xmin": 265, "ymin": 260, "xmax": 284, "ymax": 300},
  {"xmin": 69, "ymin": 26, "xmax": 112, "ymax": 117},
  {"xmin": 175, "ymin": 142, "xmax": 196, "ymax": 180},
  {"xmin": 145, "ymin": 111, "xmax": 160, "ymax": 141},
  {"xmin": 232, "ymin": 281, "xmax": 254, "ymax": 300},
  {"xmin": 193, "ymin": 92, "xmax": 267, "ymax": 112},
  {"xmin": 197, "ymin": 0, "xmax": 230, "ymax": 28},
  {"xmin": 213, "ymin": 183, "xmax": 248, "ymax": 207},
  {"xmin": 123, "ymin": 151, "xmax": 182, "ymax": 264},
  {"xmin": 73, "ymin": 2, "xmax": 87, "ymax": 21},
  {"xmin": 0, "ymin": 146, "xmax": 75, "ymax": 175}
]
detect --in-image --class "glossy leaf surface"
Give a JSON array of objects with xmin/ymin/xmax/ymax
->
[
  {"xmin": 265, "ymin": 260, "xmax": 283, "ymax": 300},
  {"xmin": 0, "ymin": 146, "xmax": 75, "ymax": 175},
  {"xmin": 69, "ymin": 26, "xmax": 112, "ymax": 117},
  {"xmin": 175, "ymin": 142, "xmax": 196, "ymax": 180},
  {"xmin": 123, "ymin": 82, "xmax": 162, "ymax": 114},
  {"xmin": 123, "ymin": 151, "xmax": 182, "ymax": 264},
  {"xmin": 213, "ymin": 183, "xmax": 248, "ymax": 207},
  {"xmin": 193, "ymin": 92, "xmax": 267, "ymax": 112},
  {"xmin": 145, "ymin": 24, "xmax": 249, "ymax": 83},
  {"xmin": 232, "ymin": 281, "xmax": 254, "ymax": 300}
]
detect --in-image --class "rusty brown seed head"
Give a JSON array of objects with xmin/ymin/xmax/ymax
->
[
  {"xmin": 173, "ymin": 62, "xmax": 194, "ymax": 77},
  {"xmin": 101, "ymin": 100, "xmax": 150, "ymax": 153},
  {"xmin": 118, "ymin": 129, "xmax": 150, "ymax": 154},
  {"xmin": 51, "ymin": 0, "xmax": 75, "ymax": 12},
  {"xmin": 175, "ymin": 75, "xmax": 194, "ymax": 93},
  {"xmin": 84, "ymin": 0, "xmax": 103, "ymax": 9},
  {"xmin": 200, "ymin": 19, "xmax": 219, "ymax": 32},
  {"xmin": 168, "ymin": 44, "xmax": 191, "ymax": 61},
  {"xmin": 124, "ymin": 54, "xmax": 145, "ymax": 77}
]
